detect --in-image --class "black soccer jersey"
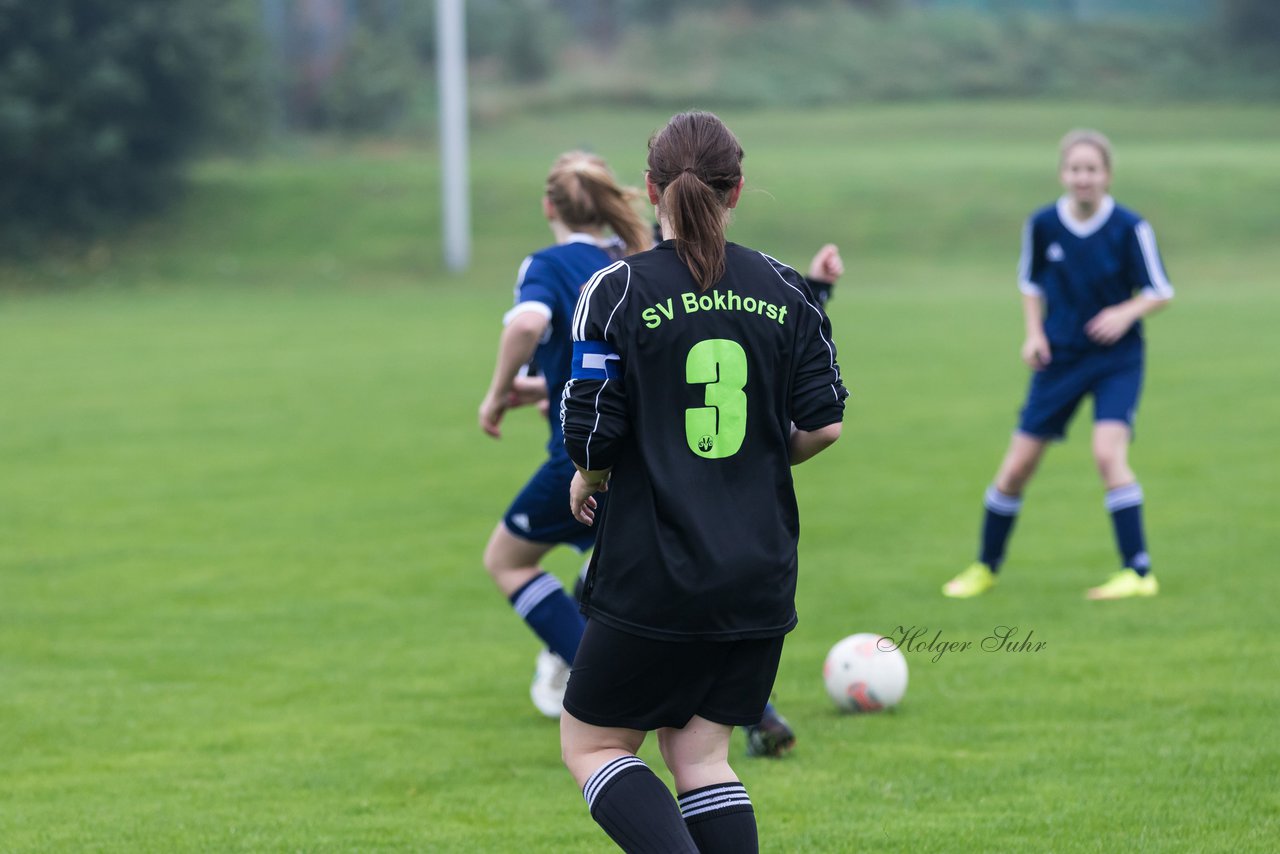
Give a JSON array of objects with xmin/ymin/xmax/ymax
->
[{"xmin": 561, "ymin": 241, "xmax": 847, "ymax": 641}]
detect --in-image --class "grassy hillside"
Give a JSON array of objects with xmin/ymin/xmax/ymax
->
[{"xmin": 2, "ymin": 103, "xmax": 1278, "ymax": 851}]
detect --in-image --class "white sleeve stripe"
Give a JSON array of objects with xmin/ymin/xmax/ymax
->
[
  {"xmin": 1016, "ymin": 218, "xmax": 1033, "ymax": 286},
  {"xmin": 503, "ymin": 300, "xmax": 553, "ymax": 326},
  {"xmin": 566, "ymin": 262, "xmax": 628, "ymax": 470},
  {"xmin": 513, "ymin": 255, "xmax": 533, "ymax": 292},
  {"xmin": 572, "ymin": 260, "xmax": 627, "ymax": 341},
  {"xmin": 760, "ymin": 252, "xmax": 843, "ymax": 400},
  {"xmin": 583, "ymin": 379, "xmax": 609, "ymax": 470},
  {"xmin": 558, "ymin": 380, "xmax": 572, "ymax": 436},
  {"xmin": 601, "ymin": 264, "xmax": 631, "ymax": 338},
  {"xmin": 1019, "ymin": 280, "xmax": 1044, "ymax": 297},
  {"xmin": 1135, "ymin": 221, "xmax": 1174, "ymax": 298}
]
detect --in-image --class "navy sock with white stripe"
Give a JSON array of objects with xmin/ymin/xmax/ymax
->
[
  {"xmin": 979, "ymin": 486, "xmax": 1023, "ymax": 572},
  {"xmin": 583, "ymin": 755, "xmax": 697, "ymax": 853},
  {"xmin": 679, "ymin": 782, "xmax": 758, "ymax": 854},
  {"xmin": 1106, "ymin": 483, "xmax": 1150, "ymax": 577},
  {"xmin": 508, "ymin": 572, "xmax": 585, "ymax": 665}
]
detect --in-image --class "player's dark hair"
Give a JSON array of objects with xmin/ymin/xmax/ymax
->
[
  {"xmin": 547, "ymin": 151, "xmax": 650, "ymax": 256},
  {"xmin": 647, "ymin": 111, "xmax": 743, "ymax": 292}
]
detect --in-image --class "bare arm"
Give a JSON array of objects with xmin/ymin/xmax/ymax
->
[
  {"xmin": 478, "ymin": 311, "xmax": 549, "ymax": 438},
  {"xmin": 509, "ymin": 374, "xmax": 549, "ymax": 406},
  {"xmin": 790, "ymin": 422, "xmax": 842, "ymax": 465},
  {"xmin": 1085, "ymin": 295, "xmax": 1171, "ymax": 346},
  {"xmin": 1020, "ymin": 292, "xmax": 1051, "ymax": 370}
]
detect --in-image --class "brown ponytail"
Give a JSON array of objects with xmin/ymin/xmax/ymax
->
[
  {"xmin": 646, "ymin": 111, "xmax": 744, "ymax": 291},
  {"xmin": 546, "ymin": 151, "xmax": 650, "ymax": 256}
]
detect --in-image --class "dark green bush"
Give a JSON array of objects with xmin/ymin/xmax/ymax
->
[
  {"xmin": 304, "ymin": 22, "xmax": 415, "ymax": 131},
  {"xmin": 0, "ymin": 0, "xmax": 264, "ymax": 248}
]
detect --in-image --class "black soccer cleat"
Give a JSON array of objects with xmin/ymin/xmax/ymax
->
[{"xmin": 744, "ymin": 703, "xmax": 796, "ymax": 758}]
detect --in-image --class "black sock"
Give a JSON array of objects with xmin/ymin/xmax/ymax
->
[
  {"xmin": 678, "ymin": 782, "xmax": 758, "ymax": 854},
  {"xmin": 583, "ymin": 755, "xmax": 698, "ymax": 853}
]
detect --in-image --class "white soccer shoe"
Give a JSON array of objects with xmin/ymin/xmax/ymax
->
[{"xmin": 530, "ymin": 649, "xmax": 570, "ymax": 719}]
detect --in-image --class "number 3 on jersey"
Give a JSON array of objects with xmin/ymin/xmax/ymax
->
[{"xmin": 685, "ymin": 338, "xmax": 747, "ymax": 459}]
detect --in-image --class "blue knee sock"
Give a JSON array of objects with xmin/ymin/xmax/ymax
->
[
  {"xmin": 1106, "ymin": 483, "xmax": 1150, "ymax": 576},
  {"xmin": 509, "ymin": 572, "xmax": 585, "ymax": 664},
  {"xmin": 979, "ymin": 486, "xmax": 1023, "ymax": 572}
]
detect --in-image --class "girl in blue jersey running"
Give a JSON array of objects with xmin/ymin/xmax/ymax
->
[
  {"xmin": 478, "ymin": 151, "xmax": 651, "ymax": 716},
  {"xmin": 943, "ymin": 129, "xmax": 1174, "ymax": 601}
]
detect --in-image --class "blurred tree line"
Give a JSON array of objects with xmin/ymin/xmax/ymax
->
[
  {"xmin": 2, "ymin": 0, "xmax": 1277, "ymax": 249},
  {"xmin": 0, "ymin": 0, "xmax": 262, "ymax": 249}
]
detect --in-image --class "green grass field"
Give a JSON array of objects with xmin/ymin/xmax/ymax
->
[{"xmin": 3, "ymin": 103, "xmax": 1279, "ymax": 852}]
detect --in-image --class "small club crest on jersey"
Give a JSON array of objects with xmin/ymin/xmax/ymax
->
[{"xmin": 1046, "ymin": 242, "xmax": 1065, "ymax": 262}]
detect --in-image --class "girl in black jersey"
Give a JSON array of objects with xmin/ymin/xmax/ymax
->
[{"xmin": 559, "ymin": 111, "xmax": 846, "ymax": 853}]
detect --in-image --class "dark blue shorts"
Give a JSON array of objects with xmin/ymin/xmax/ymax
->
[
  {"xmin": 1017, "ymin": 349, "xmax": 1144, "ymax": 440},
  {"xmin": 503, "ymin": 455, "xmax": 600, "ymax": 552}
]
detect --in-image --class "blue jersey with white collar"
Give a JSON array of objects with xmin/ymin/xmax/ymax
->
[
  {"xmin": 1018, "ymin": 195, "xmax": 1173, "ymax": 357},
  {"xmin": 505, "ymin": 235, "xmax": 618, "ymax": 458}
]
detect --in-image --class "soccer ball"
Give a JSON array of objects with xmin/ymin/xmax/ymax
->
[{"xmin": 822, "ymin": 633, "xmax": 908, "ymax": 713}]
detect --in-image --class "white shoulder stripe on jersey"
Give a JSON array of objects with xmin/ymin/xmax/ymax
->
[
  {"xmin": 1017, "ymin": 218, "xmax": 1033, "ymax": 287},
  {"xmin": 1134, "ymin": 221, "xmax": 1174, "ymax": 299},
  {"xmin": 513, "ymin": 255, "xmax": 534, "ymax": 296},
  {"xmin": 1017, "ymin": 218, "xmax": 1044, "ymax": 296},
  {"xmin": 601, "ymin": 263, "xmax": 632, "ymax": 339},
  {"xmin": 572, "ymin": 259, "xmax": 628, "ymax": 342},
  {"xmin": 759, "ymin": 252, "xmax": 843, "ymax": 400}
]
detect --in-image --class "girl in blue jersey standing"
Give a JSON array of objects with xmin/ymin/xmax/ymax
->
[
  {"xmin": 944, "ymin": 129, "xmax": 1174, "ymax": 600},
  {"xmin": 478, "ymin": 151, "xmax": 651, "ymax": 714}
]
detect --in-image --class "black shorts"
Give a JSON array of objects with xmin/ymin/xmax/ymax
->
[{"xmin": 562, "ymin": 619, "xmax": 785, "ymax": 731}]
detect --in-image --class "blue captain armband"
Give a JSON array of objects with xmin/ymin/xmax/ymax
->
[{"xmin": 571, "ymin": 340, "xmax": 622, "ymax": 381}]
